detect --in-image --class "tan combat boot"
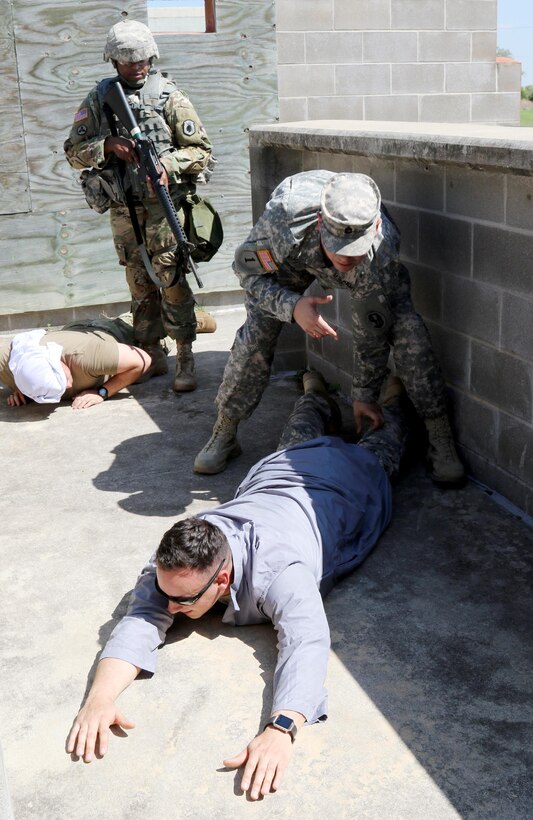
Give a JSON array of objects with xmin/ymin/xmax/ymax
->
[
  {"xmin": 194, "ymin": 415, "xmax": 241, "ymax": 474},
  {"xmin": 174, "ymin": 342, "xmax": 197, "ymax": 392},
  {"xmin": 424, "ymin": 415, "xmax": 465, "ymax": 487},
  {"xmin": 134, "ymin": 342, "xmax": 168, "ymax": 384},
  {"xmin": 302, "ymin": 370, "xmax": 342, "ymax": 434},
  {"xmin": 195, "ymin": 309, "xmax": 217, "ymax": 333}
]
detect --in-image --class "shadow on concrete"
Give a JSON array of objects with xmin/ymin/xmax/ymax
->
[{"xmin": 325, "ymin": 463, "xmax": 533, "ymax": 818}]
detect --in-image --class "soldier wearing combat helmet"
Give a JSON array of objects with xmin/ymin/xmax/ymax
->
[
  {"xmin": 194, "ymin": 170, "xmax": 465, "ymax": 487},
  {"xmin": 65, "ymin": 20, "xmax": 215, "ymax": 391}
]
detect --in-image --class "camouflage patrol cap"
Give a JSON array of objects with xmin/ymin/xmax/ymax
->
[
  {"xmin": 103, "ymin": 20, "xmax": 159, "ymax": 63},
  {"xmin": 320, "ymin": 173, "xmax": 381, "ymax": 256}
]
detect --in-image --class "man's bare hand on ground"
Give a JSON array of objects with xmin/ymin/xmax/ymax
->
[
  {"xmin": 66, "ymin": 697, "xmax": 135, "ymax": 763},
  {"xmin": 223, "ymin": 726, "xmax": 294, "ymax": 800}
]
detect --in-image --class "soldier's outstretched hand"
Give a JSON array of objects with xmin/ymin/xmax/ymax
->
[
  {"xmin": 293, "ymin": 295, "xmax": 338, "ymax": 340},
  {"xmin": 353, "ymin": 399, "xmax": 384, "ymax": 433}
]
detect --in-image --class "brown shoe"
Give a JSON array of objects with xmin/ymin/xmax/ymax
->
[
  {"xmin": 174, "ymin": 342, "xmax": 197, "ymax": 392},
  {"xmin": 424, "ymin": 415, "xmax": 466, "ymax": 487},
  {"xmin": 380, "ymin": 376, "xmax": 405, "ymax": 406},
  {"xmin": 195, "ymin": 310, "xmax": 217, "ymax": 333}
]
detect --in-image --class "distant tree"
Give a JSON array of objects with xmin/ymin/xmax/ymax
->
[
  {"xmin": 521, "ymin": 85, "xmax": 533, "ymax": 101},
  {"xmin": 497, "ymin": 47, "xmax": 513, "ymax": 58}
]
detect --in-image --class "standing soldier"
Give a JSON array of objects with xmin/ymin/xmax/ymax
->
[
  {"xmin": 64, "ymin": 20, "xmax": 214, "ymax": 391},
  {"xmin": 194, "ymin": 170, "xmax": 465, "ymax": 487}
]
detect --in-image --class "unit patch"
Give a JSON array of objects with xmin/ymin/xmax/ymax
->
[
  {"xmin": 77, "ymin": 124, "xmax": 88, "ymax": 136},
  {"xmin": 74, "ymin": 108, "xmax": 88, "ymax": 123},
  {"xmin": 257, "ymin": 249, "xmax": 279, "ymax": 272},
  {"xmin": 183, "ymin": 119, "xmax": 196, "ymax": 136}
]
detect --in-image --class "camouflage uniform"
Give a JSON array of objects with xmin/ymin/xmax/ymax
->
[
  {"xmin": 277, "ymin": 392, "xmax": 408, "ymax": 478},
  {"xmin": 216, "ymin": 169, "xmax": 447, "ymax": 422},
  {"xmin": 64, "ymin": 69, "xmax": 212, "ymax": 346}
]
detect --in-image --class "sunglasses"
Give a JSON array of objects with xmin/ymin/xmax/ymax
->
[{"xmin": 154, "ymin": 557, "xmax": 226, "ymax": 606}]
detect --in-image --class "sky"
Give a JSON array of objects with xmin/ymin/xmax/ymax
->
[{"xmin": 498, "ymin": 0, "xmax": 532, "ymax": 85}]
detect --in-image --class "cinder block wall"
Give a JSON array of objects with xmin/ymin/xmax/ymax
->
[
  {"xmin": 253, "ymin": 122, "xmax": 533, "ymax": 515},
  {"xmin": 276, "ymin": 0, "xmax": 520, "ymax": 124}
]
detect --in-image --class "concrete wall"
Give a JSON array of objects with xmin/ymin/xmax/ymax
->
[
  {"xmin": 250, "ymin": 121, "xmax": 533, "ymax": 515},
  {"xmin": 276, "ymin": 0, "xmax": 521, "ymax": 124}
]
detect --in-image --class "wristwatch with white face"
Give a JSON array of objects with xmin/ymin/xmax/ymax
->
[
  {"xmin": 97, "ymin": 386, "xmax": 108, "ymax": 400},
  {"xmin": 264, "ymin": 714, "xmax": 297, "ymax": 742}
]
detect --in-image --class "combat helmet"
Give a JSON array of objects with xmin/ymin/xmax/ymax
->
[{"xmin": 103, "ymin": 20, "xmax": 159, "ymax": 63}]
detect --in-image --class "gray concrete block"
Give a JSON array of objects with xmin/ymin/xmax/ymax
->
[
  {"xmin": 473, "ymin": 223, "xmax": 533, "ymax": 296},
  {"xmin": 392, "ymin": 63, "xmax": 444, "ymax": 94},
  {"xmin": 497, "ymin": 60, "xmax": 522, "ymax": 93},
  {"xmin": 307, "ymin": 349, "xmax": 352, "ymax": 396},
  {"xmin": 336, "ymin": 63, "xmax": 391, "ymax": 96},
  {"xmin": 501, "ymin": 292, "xmax": 533, "ymax": 361},
  {"xmin": 278, "ymin": 97, "xmax": 308, "ymax": 122},
  {"xmin": 506, "ymin": 175, "xmax": 533, "ymax": 231},
  {"xmin": 452, "ymin": 389, "xmax": 498, "ymax": 461},
  {"xmin": 364, "ymin": 95, "xmax": 419, "ymax": 121},
  {"xmin": 442, "ymin": 275, "xmax": 500, "ymax": 345},
  {"xmin": 419, "ymin": 212, "xmax": 472, "ymax": 276},
  {"xmin": 471, "ymin": 31, "xmax": 498, "ymax": 61},
  {"xmin": 471, "ymin": 92, "xmax": 520, "ymax": 123},
  {"xmin": 386, "ymin": 204, "xmax": 419, "ymax": 261},
  {"xmin": 498, "ymin": 411, "xmax": 533, "ymax": 488},
  {"xmin": 471, "ymin": 340, "xmax": 532, "ymax": 421},
  {"xmin": 337, "ymin": 287, "xmax": 352, "ymax": 331},
  {"xmin": 308, "ymin": 95, "xmax": 364, "ymax": 119},
  {"xmin": 278, "ymin": 64, "xmax": 335, "ymax": 98},
  {"xmin": 445, "ymin": 166, "xmax": 504, "ymax": 222},
  {"xmin": 326, "ymin": 325, "xmax": 353, "ymax": 373},
  {"xmin": 335, "ymin": 0, "xmax": 391, "ymax": 31},
  {"xmin": 446, "ymin": 0, "xmax": 497, "ymax": 31},
  {"xmin": 277, "ymin": 33, "xmax": 305, "ymax": 65},
  {"xmin": 362, "ymin": 32, "xmax": 417, "ymax": 62},
  {"xmin": 305, "ymin": 31, "xmax": 362, "ymax": 64},
  {"xmin": 301, "ymin": 151, "xmax": 320, "ymax": 171},
  {"xmin": 420, "ymin": 93, "xmax": 471, "ymax": 122},
  {"xmin": 395, "ymin": 160, "xmax": 445, "ymax": 211},
  {"xmin": 446, "ymin": 62, "xmax": 496, "ymax": 93},
  {"xmin": 316, "ymin": 152, "xmax": 357, "ymax": 173},
  {"xmin": 391, "ymin": 0, "xmax": 445, "ymax": 30},
  {"xmin": 352, "ymin": 156, "xmax": 395, "ymax": 201},
  {"xmin": 273, "ymin": 348, "xmax": 306, "ymax": 374},
  {"xmin": 419, "ymin": 31, "xmax": 470, "ymax": 62},
  {"xmin": 424, "ymin": 321, "xmax": 470, "ymax": 387},
  {"xmin": 408, "ymin": 263, "xmax": 443, "ymax": 322},
  {"xmin": 276, "ymin": 0, "xmax": 333, "ymax": 31}
]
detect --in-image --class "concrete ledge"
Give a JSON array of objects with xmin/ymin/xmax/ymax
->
[{"xmin": 249, "ymin": 120, "xmax": 533, "ymax": 173}]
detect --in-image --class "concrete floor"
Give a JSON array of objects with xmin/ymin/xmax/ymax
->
[{"xmin": 1, "ymin": 308, "xmax": 532, "ymax": 820}]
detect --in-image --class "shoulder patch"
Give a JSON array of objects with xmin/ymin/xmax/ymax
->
[
  {"xmin": 182, "ymin": 119, "xmax": 196, "ymax": 136},
  {"xmin": 76, "ymin": 124, "xmax": 88, "ymax": 136},
  {"xmin": 74, "ymin": 108, "xmax": 88, "ymax": 123},
  {"xmin": 235, "ymin": 244, "xmax": 279, "ymax": 275},
  {"xmin": 257, "ymin": 248, "xmax": 279, "ymax": 272}
]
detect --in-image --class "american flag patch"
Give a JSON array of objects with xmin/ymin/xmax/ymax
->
[
  {"xmin": 74, "ymin": 108, "xmax": 88, "ymax": 123},
  {"xmin": 257, "ymin": 249, "xmax": 278, "ymax": 272}
]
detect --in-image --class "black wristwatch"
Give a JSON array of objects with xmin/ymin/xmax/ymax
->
[
  {"xmin": 97, "ymin": 386, "xmax": 108, "ymax": 400},
  {"xmin": 264, "ymin": 714, "xmax": 297, "ymax": 742}
]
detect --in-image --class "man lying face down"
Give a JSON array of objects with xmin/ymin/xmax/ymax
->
[{"xmin": 67, "ymin": 373, "xmax": 408, "ymax": 799}]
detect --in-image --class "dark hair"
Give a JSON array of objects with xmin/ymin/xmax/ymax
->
[{"xmin": 156, "ymin": 517, "xmax": 229, "ymax": 571}]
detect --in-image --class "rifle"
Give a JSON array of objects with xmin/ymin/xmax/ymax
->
[{"xmin": 101, "ymin": 78, "xmax": 203, "ymax": 288}]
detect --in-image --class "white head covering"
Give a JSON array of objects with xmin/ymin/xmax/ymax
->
[{"xmin": 8, "ymin": 329, "xmax": 67, "ymax": 404}]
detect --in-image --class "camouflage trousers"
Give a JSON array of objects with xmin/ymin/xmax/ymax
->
[
  {"xmin": 277, "ymin": 393, "xmax": 408, "ymax": 478},
  {"xmin": 217, "ymin": 278, "xmax": 447, "ymax": 422},
  {"xmin": 110, "ymin": 200, "xmax": 196, "ymax": 346}
]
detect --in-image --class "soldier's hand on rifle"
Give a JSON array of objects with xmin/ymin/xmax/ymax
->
[
  {"xmin": 104, "ymin": 136, "xmax": 138, "ymax": 164},
  {"xmin": 147, "ymin": 165, "xmax": 169, "ymax": 197}
]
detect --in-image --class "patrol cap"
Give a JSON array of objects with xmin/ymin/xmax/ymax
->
[
  {"xmin": 320, "ymin": 173, "xmax": 381, "ymax": 257},
  {"xmin": 103, "ymin": 20, "xmax": 159, "ymax": 63}
]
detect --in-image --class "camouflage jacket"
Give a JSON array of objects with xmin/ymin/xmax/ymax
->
[
  {"xmin": 233, "ymin": 170, "xmax": 402, "ymax": 323},
  {"xmin": 64, "ymin": 69, "xmax": 212, "ymax": 200}
]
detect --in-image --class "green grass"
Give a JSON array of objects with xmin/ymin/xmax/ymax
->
[{"xmin": 520, "ymin": 108, "xmax": 533, "ymax": 127}]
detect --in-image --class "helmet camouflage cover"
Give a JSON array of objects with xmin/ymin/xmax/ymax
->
[{"xmin": 103, "ymin": 20, "xmax": 159, "ymax": 63}]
